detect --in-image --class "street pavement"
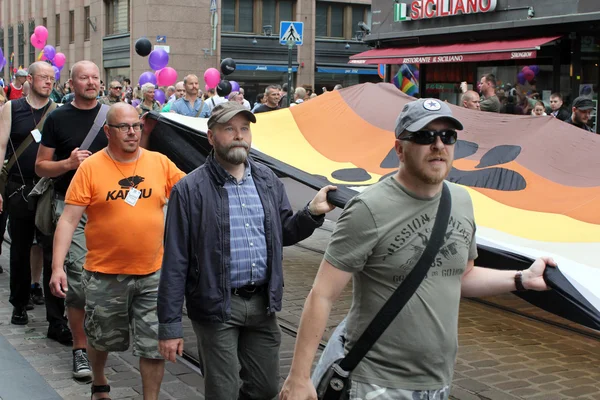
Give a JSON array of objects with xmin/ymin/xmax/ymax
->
[{"xmin": 1, "ymin": 220, "xmax": 600, "ymax": 399}]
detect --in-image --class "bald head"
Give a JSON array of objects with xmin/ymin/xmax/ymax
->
[
  {"xmin": 28, "ymin": 61, "xmax": 53, "ymax": 77},
  {"xmin": 462, "ymin": 90, "xmax": 481, "ymax": 110},
  {"xmin": 70, "ymin": 61, "xmax": 99, "ymax": 80},
  {"xmin": 106, "ymin": 102, "xmax": 139, "ymax": 125}
]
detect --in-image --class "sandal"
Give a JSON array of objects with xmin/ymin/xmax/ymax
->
[{"xmin": 91, "ymin": 384, "xmax": 111, "ymax": 400}]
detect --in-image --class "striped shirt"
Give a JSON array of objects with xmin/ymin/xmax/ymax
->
[{"xmin": 222, "ymin": 163, "xmax": 268, "ymax": 288}]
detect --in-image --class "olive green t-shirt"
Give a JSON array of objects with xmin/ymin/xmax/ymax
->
[{"xmin": 324, "ymin": 177, "xmax": 477, "ymax": 390}]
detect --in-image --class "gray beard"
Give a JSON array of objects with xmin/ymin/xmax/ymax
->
[{"xmin": 217, "ymin": 146, "xmax": 248, "ymax": 165}]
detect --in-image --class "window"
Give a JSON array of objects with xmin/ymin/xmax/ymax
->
[
  {"xmin": 29, "ymin": 20, "xmax": 35, "ymax": 64},
  {"xmin": 238, "ymin": 0, "xmax": 253, "ymax": 32},
  {"xmin": 329, "ymin": 4, "xmax": 344, "ymax": 38},
  {"xmin": 42, "ymin": 17, "xmax": 47, "ymax": 27},
  {"xmin": 7, "ymin": 26, "xmax": 13, "ymax": 65},
  {"xmin": 352, "ymin": 5, "xmax": 370, "ymax": 39},
  {"xmin": 84, "ymin": 7, "xmax": 91, "ymax": 40},
  {"xmin": 17, "ymin": 23, "xmax": 24, "ymax": 68},
  {"xmin": 221, "ymin": 0, "xmax": 253, "ymax": 33},
  {"xmin": 262, "ymin": 0, "xmax": 293, "ymax": 34},
  {"xmin": 69, "ymin": 11, "xmax": 75, "ymax": 43},
  {"xmin": 106, "ymin": 0, "xmax": 130, "ymax": 36},
  {"xmin": 316, "ymin": 3, "xmax": 328, "ymax": 37},
  {"xmin": 55, "ymin": 14, "xmax": 60, "ymax": 46},
  {"xmin": 316, "ymin": 2, "xmax": 344, "ymax": 38}
]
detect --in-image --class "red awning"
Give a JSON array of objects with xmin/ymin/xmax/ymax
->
[{"xmin": 349, "ymin": 36, "xmax": 561, "ymax": 65}]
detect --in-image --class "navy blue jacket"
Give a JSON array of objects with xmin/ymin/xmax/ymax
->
[{"xmin": 158, "ymin": 153, "xmax": 324, "ymax": 339}]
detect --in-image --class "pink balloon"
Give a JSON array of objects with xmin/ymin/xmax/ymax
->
[
  {"xmin": 53, "ymin": 52, "xmax": 66, "ymax": 68},
  {"xmin": 34, "ymin": 26, "xmax": 49, "ymax": 42},
  {"xmin": 156, "ymin": 67, "xmax": 178, "ymax": 86},
  {"xmin": 30, "ymin": 34, "xmax": 45, "ymax": 49},
  {"xmin": 205, "ymin": 84, "xmax": 210, "ymax": 92},
  {"xmin": 204, "ymin": 68, "xmax": 221, "ymax": 89},
  {"xmin": 522, "ymin": 67, "xmax": 535, "ymax": 82}
]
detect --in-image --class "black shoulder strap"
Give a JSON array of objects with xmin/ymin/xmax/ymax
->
[
  {"xmin": 339, "ymin": 182, "xmax": 452, "ymax": 372},
  {"xmin": 6, "ymin": 84, "xmax": 11, "ymax": 98}
]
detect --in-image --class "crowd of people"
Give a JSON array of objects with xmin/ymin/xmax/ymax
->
[
  {"xmin": 459, "ymin": 73, "xmax": 596, "ymax": 132},
  {"xmin": 0, "ymin": 59, "xmax": 565, "ymax": 400}
]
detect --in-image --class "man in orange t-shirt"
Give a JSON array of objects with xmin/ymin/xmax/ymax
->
[{"xmin": 50, "ymin": 103, "xmax": 185, "ymax": 400}]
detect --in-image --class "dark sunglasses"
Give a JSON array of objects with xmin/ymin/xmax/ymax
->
[
  {"xmin": 399, "ymin": 130, "xmax": 458, "ymax": 145},
  {"xmin": 112, "ymin": 86, "xmax": 122, "ymax": 89}
]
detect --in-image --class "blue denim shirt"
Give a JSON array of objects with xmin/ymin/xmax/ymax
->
[
  {"xmin": 219, "ymin": 162, "xmax": 268, "ymax": 288},
  {"xmin": 171, "ymin": 97, "xmax": 210, "ymax": 117}
]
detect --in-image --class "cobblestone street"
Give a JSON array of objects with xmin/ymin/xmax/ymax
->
[{"xmin": 1, "ymin": 228, "xmax": 600, "ymax": 399}]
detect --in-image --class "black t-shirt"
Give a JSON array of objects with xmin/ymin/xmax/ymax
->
[
  {"xmin": 8, "ymin": 98, "xmax": 53, "ymax": 179},
  {"xmin": 565, "ymin": 117, "xmax": 594, "ymax": 133},
  {"xmin": 253, "ymin": 104, "xmax": 279, "ymax": 114},
  {"xmin": 41, "ymin": 102, "xmax": 108, "ymax": 195}
]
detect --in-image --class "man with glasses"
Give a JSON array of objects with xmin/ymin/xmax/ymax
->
[
  {"xmin": 51, "ymin": 102, "xmax": 184, "ymax": 400},
  {"xmin": 0, "ymin": 62, "xmax": 67, "ymax": 340},
  {"xmin": 99, "ymin": 81, "xmax": 123, "ymax": 105},
  {"xmin": 280, "ymin": 98, "xmax": 556, "ymax": 400},
  {"xmin": 36, "ymin": 60, "xmax": 109, "ymax": 380}
]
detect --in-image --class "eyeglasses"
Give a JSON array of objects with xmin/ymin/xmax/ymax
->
[
  {"xmin": 399, "ymin": 130, "xmax": 458, "ymax": 145},
  {"xmin": 111, "ymin": 86, "xmax": 122, "ymax": 90},
  {"xmin": 33, "ymin": 74, "xmax": 56, "ymax": 82},
  {"xmin": 108, "ymin": 123, "xmax": 144, "ymax": 133}
]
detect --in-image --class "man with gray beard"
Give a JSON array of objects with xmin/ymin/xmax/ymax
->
[{"xmin": 157, "ymin": 102, "xmax": 337, "ymax": 400}]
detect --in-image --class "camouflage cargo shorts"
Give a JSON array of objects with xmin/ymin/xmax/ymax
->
[
  {"xmin": 349, "ymin": 381, "xmax": 450, "ymax": 400},
  {"xmin": 81, "ymin": 269, "xmax": 162, "ymax": 359}
]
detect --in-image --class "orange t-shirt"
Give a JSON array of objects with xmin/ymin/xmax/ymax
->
[{"xmin": 66, "ymin": 148, "xmax": 185, "ymax": 275}]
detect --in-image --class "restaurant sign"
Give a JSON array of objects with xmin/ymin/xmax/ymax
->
[{"xmin": 394, "ymin": 0, "xmax": 497, "ymax": 22}]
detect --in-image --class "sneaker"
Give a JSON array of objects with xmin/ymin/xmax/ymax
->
[
  {"xmin": 11, "ymin": 307, "xmax": 29, "ymax": 325},
  {"xmin": 31, "ymin": 283, "xmax": 45, "ymax": 305},
  {"xmin": 47, "ymin": 323, "xmax": 73, "ymax": 345},
  {"xmin": 26, "ymin": 298, "xmax": 35, "ymax": 311},
  {"xmin": 72, "ymin": 349, "xmax": 92, "ymax": 379}
]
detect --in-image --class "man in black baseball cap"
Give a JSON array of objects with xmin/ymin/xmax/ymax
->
[{"xmin": 566, "ymin": 96, "xmax": 595, "ymax": 132}]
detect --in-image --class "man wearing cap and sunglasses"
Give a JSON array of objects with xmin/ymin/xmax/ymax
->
[
  {"xmin": 280, "ymin": 98, "xmax": 556, "ymax": 400},
  {"xmin": 99, "ymin": 81, "xmax": 123, "ymax": 105},
  {"xmin": 157, "ymin": 101, "xmax": 337, "ymax": 400},
  {"xmin": 566, "ymin": 96, "xmax": 595, "ymax": 132}
]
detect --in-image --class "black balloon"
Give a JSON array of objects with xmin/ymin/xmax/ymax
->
[
  {"xmin": 135, "ymin": 38, "xmax": 152, "ymax": 57},
  {"xmin": 217, "ymin": 80, "xmax": 232, "ymax": 97},
  {"xmin": 220, "ymin": 58, "xmax": 236, "ymax": 76}
]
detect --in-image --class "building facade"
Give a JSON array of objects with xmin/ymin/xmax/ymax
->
[
  {"xmin": 352, "ymin": 0, "xmax": 600, "ymax": 126},
  {"xmin": 0, "ymin": 0, "xmax": 380, "ymax": 104}
]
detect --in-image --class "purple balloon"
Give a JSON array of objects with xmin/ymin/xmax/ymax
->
[
  {"xmin": 517, "ymin": 72, "xmax": 526, "ymax": 85},
  {"xmin": 154, "ymin": 89, "xmax": 166, "ymax": 105},
  {"xmin": 0, "ymin": 57, "xmax": 5, "ymax": 72},
  {"xmin": 52, "ymin": 65, "xmax": 60, "ymax": 81},
  {"xmin": 148, "ymin": 49, "xmax": 169, "ymax": 71},
  {"xmin": 230, "ymin": 81, "xmax": 240, "ymax": 93},
  {"xmin": 132, "ymin": 99, "xmax": 141, "ymax": 108},
  {"xmin": 529, "ymin": 65, "xmax": 540, "ymax": 75},
  {"xmin": 139, "ymin": 71, "xmax": 157, "ymax": 86},
  {"xmin": 43, "ymin": 45, "xmax": 56, "ymax": 60}
]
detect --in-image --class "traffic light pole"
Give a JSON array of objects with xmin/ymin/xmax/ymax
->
[{"xmin": 287, "ymin": 39, "xmax": 294, "ymax": 107}]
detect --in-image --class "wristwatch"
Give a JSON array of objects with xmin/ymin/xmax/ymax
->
[{"xmin": 514, "ymin": 270, "xmax": 527, "ymax": 292}]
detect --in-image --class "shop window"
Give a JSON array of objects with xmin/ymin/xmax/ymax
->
[
  {"xmin": 316, "ymin": 2, "xmax": 345, "ymax": 39},
  {"xmin": 222, "ymin": 0, "xmax": 254, "ymax": 33},
  {"xmin": 262, "ymin": 0, "xmax": 294, "ymax": 34},
  {"xmin": 69, "ymin": 11, "xmax": 75, "ymax": 43},
  {"xmin": 55, "ymin": 14, "xmax": 60, "ymax": 46},
  {"xmin": 105, "ymin": 0, "xmax": 130, "ymax": 36},
  {"xmin": 29, "ymin": 20, "xmax": 36, "ymax": 64},
  {"xmin": 84, "ymin": 7, "xmax": 91, "ymax": 41}
]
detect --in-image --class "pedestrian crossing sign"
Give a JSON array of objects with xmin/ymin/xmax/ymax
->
[{"xmin": 279, "ymin": 21, "xmax": 304, "ymax": 46}]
